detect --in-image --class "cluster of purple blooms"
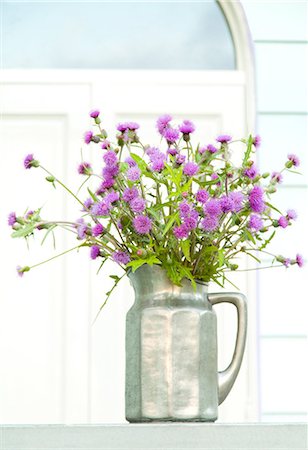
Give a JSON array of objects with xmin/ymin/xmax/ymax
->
[{"xmin": 12, "ymin": 110, "xmax": 304, "ymax": 279}]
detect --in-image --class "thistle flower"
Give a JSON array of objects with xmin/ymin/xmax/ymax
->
[
  {"xmin": 220, "ymin": 195, "xmax": 235, "ymax": 214},
  {"xmin": 183, "ymin": 162, "xmax": 199, "ymax": 177},
  {"xmin": 156, "ymin": 114, "xmax": 172, "ymax": 135},
  {"xmin": 102, "ymin": 165, "xmax": 119, "ymax": 179},
  {"xmin": 78, "ymin": 162, "xmax": 92, "ymax": 175},
  {"xmin": 163, "ymin": 127, "xmax": 180, "ymax": 143},
  {"xmin": 24, "ymin": 154, "xmax": 39, "ymax": 169},
  {"xmin": 8, "ymin": 212, "xmax": 17, "ymax": 227},
  {"xmin": 296, "ymin": 254, "xmax": 304, "ymax": 267},
  {"xmin": 248, "ymin": 214, "xmax": 263, "ymax": 232},
  {"xmin": 179, "ymin": 120, "xmax": 195, "ymax": 135},
  {"xmin": 92, "ymin": 201, "xmax": 111, "ymax": 217},
  {"xmin": 90, "ymin": 110, "xmax": 100, "ymax": 118},
  {"xmin": 126, "ymin": 166, "xmax": 141, "ymax": 182},
  {"xmin": 92, "ymin": 223, "xmax": 104, "ymax": 237},
  {"xmin": 16, "ymin": 265, "xmax": 30, "ymax": 277},
  {"xmin": 84, "ymin": 131, "xmax": 93, "ymax": 144},
  {"xmin": 287, "ymin": 154, "xmax": 300, "ymax": 167},
  {"xmin": 175, "ymin": 154, "xmax": 186, "ymax": 166},
  {"xmin": 179, "ymin": 201, "xmax": 192, "ymax": 218},
  {"xmin": 76, "ymin": 219, "xmax": 88, "ymax": 239},
  {"xmin": 173, "ymin": 224, "xmax": 189, "ymax": 240},
  {"xmin": 204, "ymin": 199, "xmax": 222, "ymax": 217},
  {"xmin": 101, "ymin": 140, "xmax": 111, "ymax": 150},
  {"xmin": 216, "ymin": 134, "xmax": 232, "ymax": 143},
  {"xmin": 112, "ymin": 250, "xmax": 131, "ymax": 265},
  {"xmin": 123, "ymin": 187, "xmax": 139, "ymax": 202},
  {"xmin": 105, "ymin": 191, "xmax": 120, "ymax": 204},
  {"xmin": 196, "ymin": 189, "xmax": 209, "ymax": 204},
  {"xmin": 253, "ymin": 135, "xmax": 261, "ymax": 148},
  {"xmin": 244, "ymin": 164, "xmax": 258, "ymax": 179},
  {"xmin": 278, "ymin": 216, "xmax": 289, "ymax": 228},
  {"xmin": 271, "ymin": 171, "xmax": 283, "ymax": 184},
  {"xmin": 249, "ymin": 186, "xmax": 265, "ymax": 213},
  {"xmin": 103, "ymin": 151, "xmax": 118, "ymax": 167},
  {"xmin": 133, "ymin": 215, "xmax": 152, "ymax": 234},
  {"xmin": 286, "ymin": 209, "xmax": 297, "ymax": 220},
  {"xmin": 101, "ymin": 177, "xmax": 115, "ymax": 190},
  {"xmin": 229, "ymin": 191, "xmax": 244, "ymax": 212},
  {"xmin": 90, "ymin": 245, "xmax": 100, "ymax": 260},
  {"xmin": 200, "ymin": 216, "xmax": 219, "ymax": 232},
  {"xmin": 167, "ymin": 147, "xmax": 178, "ymax": 156},
  {"xmin": 130, "ymin": 197, "xmax": 146, "ymax": 213},
  {"xmin": 125, "ymin": 156, "xmax": 137, "ymax": 167},
  {"xmin": 206, "ymin": 144, "xmax": 218, "ymax": 154}
]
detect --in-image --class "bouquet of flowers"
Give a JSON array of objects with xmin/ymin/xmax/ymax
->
[{"xmin": 9, "ymin": 111, "xmax": 303, "ymax": 311}]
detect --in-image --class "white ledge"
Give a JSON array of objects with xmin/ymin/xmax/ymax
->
[{"xmin": 0, "ymin": 423, "xmax": 307, "ymax": 450}]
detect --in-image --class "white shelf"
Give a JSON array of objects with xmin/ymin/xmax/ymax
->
[{"xmin": 1, "ymin": 423, "xmax": 307, "ymax": 450}]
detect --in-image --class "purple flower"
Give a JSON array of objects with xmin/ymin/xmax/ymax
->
[
  {"xmin": 125, "ymin": 156, "xmax": 137, "ymax": 167},
  {"xmin": 105, "ymin": 191, "xmax": 120, "ymax": 204},
  {"xmin": 8, "ymin": 212, "xmax": 17, "ymax": 226},
  {"xmin": 146, "ymin": 147, "xmax": 161, "ymax": 160},
  {"xmin": 271, "ymin": 172, "xmax": 283, "ymax": 183},
  {"xmin": 90, "ymin": 109, "xmax": 100, "ymax": 118},
  {"xmin": 248, "ymin": 214, "xmax": 263, "ymax": 232},
  {"xmin": 90, "ymin": 245, "xmax": 100, "ymax": 260},
  {"xmin": 249, "ymin": 186, "xmax": 265, "ymax": 213},
  {"xmin": 211, "ymin": 173, "xmax": 221, "ymax": 185},
  {"xmin": 167, "ymin": 147, "xmax": 178, "ymax": 156},
  {"xmin": 123, "ymin": 187, "xmax": 139, "ymax": 202},
  {"xmin": 133, "ymin": 215, "xmax": 152, "ymax": 234},
  {"xmin": 175, "ymin": 154, "xmax": 186, "ymax": 166},
  {"xmin": 112, "ymin": 250, "xmax": 131, "ymax": 265},
  {"xmin": 126, "ymin": 166, "xmax": 141, "ymax": 181},
  {"xmin": 117, "ymin": 122, "xmax": 139, "ymax": 132},
  {"xmin": 229, "ymin": 191, "xmax": 244, "ymax": 212},
  {"xmin": 130, "ymin": 197, "xmax": 146, "ymax": 213},
  {"xmin": 102, "ymin": 165, "xmax": 119, "ymax": 179},
  {"xmin": 286, "ymin": 209, "xmax": 297, "ymax": 220},
  {"xmin": 77, "ymin": 222, "xmax": 88, "ymax": 239},
  {"xmin": 78, "ymin": 162, "xmax": 92, "ymax": 175},
  {"xmin": 183, "ymin": 162, "xmax": 199, "ymax": 177},
  {"xmin": 24, "ymin": 154, "xmax": 38, "ymax": 169},
  {"xmin": 216, "ymin": 134, "xmax": 232, "ymax": 143},
  {"xmin": 156, "ymin": 114, "xmax": 172, "ymax": 135},
  {"xmin": 179, "ymin": 201, "xmax": 192, "ymax": 218},
  {"xmin": 151, "ymin": 158, "xmax": 165, "ymax": 172},
  {"xmin": 163, "ymin": 128, "xmax": 180, "ymax": 143},
  {"xmin": 101, "ymin": 140, "xmax": 111, "ymax": 150},
  {"xmin": 253, "ymin": 135, "xmax": 261, "ymax": 148},
  {"xmin": 278, "ymin": 216, "xmax": 289, "ymax": 228},
  {"xmin": 196, "ymin": 189, "xmax": 209, "ymax": 204},
  {"xmin": 16, "ymin": 265, "xmax": 29, "ymax": 277},
  {"xmin": 92, "ymin": 223, "xmax": 104, "ymax": 237},
  {"xmin": 84, "ymin": 131, "xmax": 93, "ymax": 144},
  {"xmin": 179, "ymin": 120, "xmax": 195, "ymax": 134},
  {"xmin": 101, "ymin": 177, "xmax": 115, "ymax": 190},
  {"xmin": 198, "ymin": 146, "xmax": 207, "ymax": 155},
  {"xmin": 200, "ymin": 216, "xmax": 219, "ymax": 232},
  {"xmin": 296, "ymin": 254, "xmax": 304, "ymax": 267},
  {"xmin": 204, "ymin": 198, "xmax": 222, "ymax": 217},
  {"xmin": 244, "ymin": 164, "xmax": 258, "ymax": 179},
  {"xmin": 92, "ymin": 201, "xmax": 111, "ymax": 216},
  {"xmin": 206, "ymin": 144, "xmax": 218, "ymax": 154},
  {"xmin": 220, "ymin": 195, "xmax": 235, "ymax": 214},
  {"xmin": 283, "ymin": 258, "xmax": 291, "ymax": 268},
  {"xmin": 83, "ymin": 198, "xmax": 93, "ymax": 211},
  {"xmin": 288, "ymin": 154, "xmax": 300, "ymax": 167},
  {"xmin": 183, "ymin": 215, "xmax": 198, "ymax": 231},
  {"xmin": 173, "ymin": 224, "xmax": 189, "ymax": 240},
  {"xmin": 103, "ymin": 151, "xmax": 118, "ymax": 167},
  {"xmin": 117, "ymin": 122, "xmax": 128, "ymax": 132}
]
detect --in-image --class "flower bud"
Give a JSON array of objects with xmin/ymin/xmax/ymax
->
[
  {"xmin": 267, "ymin": 185, "xmax": 277, "ymax": 194},
  {"xmin": 285, "ymin": 161, "xmax": 293, "ymax": 169},
  {"xmin": 46, "ymin": 175, "xmax": 55, "ymax": 183},
  {"xmin": 136, "ymin": 249, "xmax": 147, "ymax": 258},
  {"xmin": 92, "ymin": 135, "xmax": 101, "ymax": 144},
  {"xmin": 95, "ymin": 117, "xmax": 101, "ymax": 125},
  {"xmin": 262, "ymin": 172, "xmax": 270, "ymax": 178}
]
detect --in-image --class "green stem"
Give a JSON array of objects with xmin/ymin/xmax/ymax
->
[{"xmin": 29, "ymin": 244, "xmax": 85, "ymax": 270}]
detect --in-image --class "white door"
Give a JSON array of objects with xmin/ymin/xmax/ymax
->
[{"xmin": 0, "ymin": 70, "xmax": 257, "ymax": 423}]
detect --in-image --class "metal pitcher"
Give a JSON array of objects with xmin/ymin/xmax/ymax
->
[{"xmin": 126, "ymin": 264, "xmax": 247, "ymax": 422}]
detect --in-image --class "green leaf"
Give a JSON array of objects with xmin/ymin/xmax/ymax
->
[
  {"xmin": 243, "ymin": 134, "xmax": 253, "ymax": 166},
  {"xmin": 218, "ymin": 249, "xmax": 225, "ymax": 267},
  {"xmin": 181, "ymin": 239, "xmax": 191, "ymax": 262},
  {"xmin": 130, "ymin": 153, "xmax": 148, "ymax": 173},
  {"xmin": 265, "ymin": 202, "xmax": 282, "ymax": 215},
  {"xmin": 11, "ymin": 223, "xmax": 36, "ymax": 238},
  {"xmin": 244, "ymin": 252, "xmax": 261, "ymax": 263},
  {"xmin": 41, "ymin": 224, "xmax": 57, "ymax": 246},
  {"xmin": 162, "ymin": 213, "xmax": 178, "ymax": 236},
  {"xmin": 126, "ymin": 259, "xmax": 147, "ymax": 272},
  {"xmin": 87, "ymin": 188, "xmax": 98, "ymax": 202},
  {"xmin": 260, "ymin": 230, "xmax": 276, "ymax": 251}
]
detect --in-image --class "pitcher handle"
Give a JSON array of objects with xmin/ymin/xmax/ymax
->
[{"xmin": 208, "ymin": 292, "xmax": 247, "ymax": 405}]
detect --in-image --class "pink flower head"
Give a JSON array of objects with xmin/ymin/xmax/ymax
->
[
  {"xmin": 92, "ymin": 223, "xmax": 104, "ymax": 237},
  {"xmin": 112, "ymin": 251, "xmax": 131, "ymax": 265},
  {"xmin": 130, "ymin": 197, "xmax": 146, "ymax": 213},
  {"xmin": 278, "ymin": 216, "xmax": 289, "ymax": 228},
  {"xmin": 167, "ymin": 147, "xmax": 178, "ymax": 156},
  {"xmin": 125, "ymin": 156, "xmax": 137, "ymax": 167},
  {"xmin": 179, "ymin": 120, "xmax": 195, "ymax": 134},
  {"xmin": 89, "ymin": 109, "xmax": 100, "ymax": 118},
  {"xmin": 286, "ymin": 209, "xmax": 297, "ymax": 220},
  {"xmin": 220, "ymin": 195, "xmax": 235, "ymax": 214},
  {"xmin": 90, "ymin": 245, "xmax": 100, "ymax": 260},
  {"xmin": 296, "ymin": 254, "xmax": 304, "ymax": 267},
  {"xmin": 24, "ymin": 154, "xmax": 39, "ymax": 169},
  {"xmin": 101, "ymin": 140, "xmax": 111, "ymax": 150},
  {"xmin": 253, "ymin": 135, "xmax": 261, "ymax": 148},
  {"xmin": 126, "ymin": 121, "xmax": 140, "ymax": 131},
  {"xmin": 101, "ymin": 177, "xmax": 115, "ymax": 190},
  {"xmin": 248, "ymin": 214, "xmax": 263, "ymax": 232},
  {"xmin": 198, "ymin": 146, "xmax": 207, "ymax": 155},
  {"xmin": 105, "ymin": 191, "xmax": 120, "ymax": 204},
  {"xmin": 211, "ymin": 173, "xmax": 221, "ymax": 185},
  {"xmin": 204, "ymin": 198, "xmax": 222, "ymax": 217},
  {"xmin": 103, "ymin": 151, "xmax": 118, "ymax": 167},
  {"xmin": 183, "ymin": 162, "xmax": 199, "ymax": 177},
  {"xmin": 156, "ymin": 114, "xmax": 172, "ymax": 135},
  {"xmin": 175, "ymin": 154, "xmax": 186, "ymax": 166},
  {"xmin": 8, "ymin": 212, "xmax": 17, "ymax": 227},
  {"xmin": 183, "ymin": 215, "xmax": 198, "ymax": 231},
  {"xmin": 163, "ymin": 127, "xmax": 180, "ymax": 143},
  {"xmin": 249, "ymin": 186, "xmax": 265, "ymax": 213},
  {"xmin": 83, "ymin": 198, "xmax": 93, "ymax": 211},
  {"xmin": 123, "ymin": 187, "xmax": 139, "ymax": 202},
  {"xmin": 229, "ymin": 191, "xmax": 244, "ymax": 212},
  {"xmin": 271, "ymin": 172, "xmax": 283, "ymax": 184},
  {"xmin": 84, "ymin": 130, "xmax": 93, "ymax": 144},
  {"xmin": 179, "ymin": 201, "xmax": 192, "ymax": 218},
  {"xmin": 173, "ymin": 224, "xmax": 189, "ymax": 240},
  {"xmin": 206, "ymin": 144, "xmax": 218, "ymax": 154},
  {"xmin": 244, "ymin": 164, "xmax": 258, "ymax": 179},
  {"xmin": 133, "ymin": 215, "xmax": 152, "ymax": 234},
  {"xmin": 200, "ymin": 215, "xmax": 219, "ymax": 232},
  {"xmin": 287, "ymin": 154, "xmax": 300, "ymax": 167},
  {"xmin": 102, "ymin": 165, "xmax": 119, "ymax": 179},
  {"xmin": 126, "ymin": 166, "xmax": 141, "ymax": 181},
  {"xmin": 91, "ymin": 200, "xmax": 111, "ymax": 217},
  {"xmin": 196, "ymin": 189, "xmax": 209, "ymax": 204},
  {"xmin": 78, "ymin": 162, "xmax": 92, "ymax": 175},
  {"xmin": 216, "ymin": 134, "xmax": 232, "ymax": 143}
]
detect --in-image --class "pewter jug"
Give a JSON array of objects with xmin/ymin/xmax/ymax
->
[{"xmin": 126, "ymin": 265, "xmax": 247, "ymax": 422}]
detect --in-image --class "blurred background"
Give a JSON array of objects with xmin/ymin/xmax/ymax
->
[{"xmin": 0, "ymin": 0, "xmax": 307, "ymax": 424}]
